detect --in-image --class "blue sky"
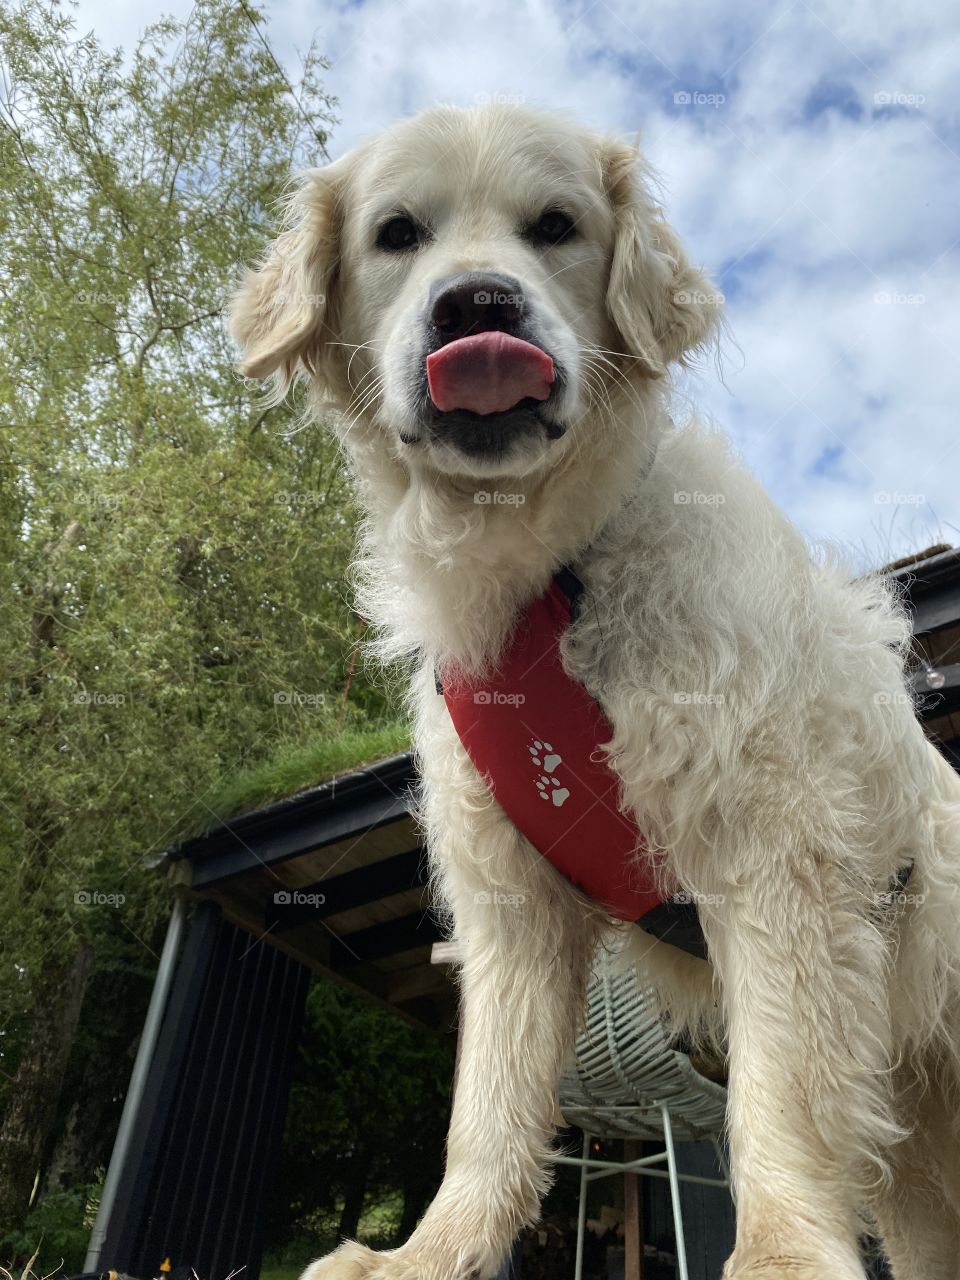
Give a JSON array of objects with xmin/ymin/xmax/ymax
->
[{"xmin": 75, "ymin": 0, "xmax": 960, "ymax": 565}]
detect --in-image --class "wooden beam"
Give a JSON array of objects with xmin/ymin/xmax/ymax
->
[
  {"xmin": 911, "ymin": 582, "xmax": 960, "ymax": 636},
  {"xmin": 174, "ymin": 878, "xmax": 445, "ymax": 1032},
  {"xmin": 330, "ymin": 910, "xmax": 443, "ymax": 968},
  {"xmin": 266, "ymin": 847, "xmax": 427, "ymax": 932},
  {"xmin": 387, "ymin": 961, "xmax": 456, "ymax": 1005},
  {"xmin": 623, "ymin": 1139, "xmax": 645, "ymax": 1280}
]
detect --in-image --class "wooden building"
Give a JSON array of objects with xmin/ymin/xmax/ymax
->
[{"xmin": 84, "ymin": 546, "xmax": 960, "ymax": 1280}]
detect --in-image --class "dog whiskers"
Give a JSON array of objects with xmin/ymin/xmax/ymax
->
[
  {"xmin": 580, "ymin": 345, "xmax": 647, "ymax": 419},
  {"xmin": 341, "ymin": 373, "xmax": 386, "ymax": 433},
  {"xmin": 327, "ymin": 339, "xmax": 388, "ymax": 390}
]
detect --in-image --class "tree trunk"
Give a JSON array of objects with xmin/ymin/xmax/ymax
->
[
  {"xmin": 398, "ymin": 1178, "xmax": 431, "ymax": 1242},
  {"xmin": 337, "ymin": 1152, "xmax": 370, "ymax": 1242},
  {"xmin": 41, "ymin": 1096, "xmax": 85, "ymax": 1198},
  {"xmin": 41, "ymin": 1030, "xmax": 134, "ymax": 1198},
  {"xmin": 0, "ymin": 941, "xmax": 94, "ymax": 1231}
]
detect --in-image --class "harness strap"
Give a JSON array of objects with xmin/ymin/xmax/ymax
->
[{"xmin": 438, "ymin": 567, "xmax": 914, "ymax": 961}]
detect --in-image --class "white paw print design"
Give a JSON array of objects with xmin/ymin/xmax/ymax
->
[
  {"xmin": 536, "ymin": 774, "xmax": 571, "ymax": 808},
  {"xmin": 529, "ymin": 740, "xmax": 570, "ymax": 808},
  {"xmin": 528, "ymin": 739, "xmax": 563, "ymax": 774}
]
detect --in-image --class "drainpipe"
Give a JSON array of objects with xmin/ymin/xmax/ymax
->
[{"xmin": 84, "ymin": 896, "xmax": 187, "ymax": 1272}]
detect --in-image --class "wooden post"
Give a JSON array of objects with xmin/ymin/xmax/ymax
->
[{"xmin": 623, "ymin": 1139, "xmax": 645, "ymax": 1280}]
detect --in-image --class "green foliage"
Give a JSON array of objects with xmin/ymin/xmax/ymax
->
[
  {"xmin": 267, "ymin": 980, "xmax": 455, "ymax": 1249},
  {"xmin": 0, "ymin": 0, "xmax": 367, "ymax": 1022},
  {"xmin": 197, "ymin": 722, "xmax": 412, "ymax": 832},
  {"xmin": 0, "ymin": 1183, "xmax": 99, "ymax": 1273},
  {"xmin": 0, "ymin": 0, "xmax": 409, "ymax": 1228}
]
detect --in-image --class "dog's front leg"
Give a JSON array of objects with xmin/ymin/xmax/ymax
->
[
  {"xmin": 700, "ymin": 849, "xmax": 897, "ymax": 1280},
  {"xmin": 402, "ymin": 830, "xmax": 598, "ymax": 1279},
  {"xmin": 303, "ymin": 691, "xmax": 598, "ymax": 1280}
]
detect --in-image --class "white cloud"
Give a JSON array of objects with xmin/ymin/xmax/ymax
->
[{"xmin": 70, "ymin": 0, "xmax": 960, "ymax": 561}]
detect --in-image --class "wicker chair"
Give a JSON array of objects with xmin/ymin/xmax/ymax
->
[{"xmin": 553, "ymin": 944, "xmax": 730, "ymax": 1280}]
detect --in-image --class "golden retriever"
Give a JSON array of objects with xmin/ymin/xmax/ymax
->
[{"xmin": 229, "ymin": 104, "xmax": 960, "ymax": 1280}]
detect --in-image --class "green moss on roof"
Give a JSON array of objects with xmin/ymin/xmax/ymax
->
[{"xmin": 196, "ymin": 720, "xmax": 412, "ymax": 833}]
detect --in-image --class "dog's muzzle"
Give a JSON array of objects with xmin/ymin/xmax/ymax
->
[
  {"xmin": 424, "ymin": 271, "xmax": 556, "ymax": 415},
  {"xmin": 411, "ymin": 271, "xmax": 566, "ymax": 457}
]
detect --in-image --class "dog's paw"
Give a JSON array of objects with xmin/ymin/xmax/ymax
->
[
  {"xmin": 299, "ymin": 1241, "xmax": 493, "ymax": 1280},
  {"xmin": 300, "ymin": 1243, "xmax": 375, "ymax": 1280},
  {"xmin": 300, "ymin": 1243, "xmax": 418, "ymax": 1280}
]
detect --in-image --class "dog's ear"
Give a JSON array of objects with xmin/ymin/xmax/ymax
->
[
  {"xmin": 228, "ymin": 163, "xmax": 343, "ymax": 399},
  {"xmin": 602, "ymin": 140, "xmax": 721, "ymax": 377}
]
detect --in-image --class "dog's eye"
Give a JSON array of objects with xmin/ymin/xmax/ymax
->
[
  {"xmin": 529, "ymin": 209, "xmax": 576, "ymax": 246},
  {"xmin": 377, "ymin": 215, "xmax": 421, "ymax": 252}
]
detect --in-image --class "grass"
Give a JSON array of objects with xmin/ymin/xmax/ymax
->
[
  {"xmin": 260, "ymin": 1194, "xmax": 404, "ymax": 1280},
  {"xmin": 193, "ymin": 720, "xmax": 412, "ymax": 834},
  {"xmin": 261, "ymin": 1266, "xmax": 308, "ymax": 1280}
]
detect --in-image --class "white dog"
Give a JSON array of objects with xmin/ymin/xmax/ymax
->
[{"xmin": 229, "ymin": 104, "xmax": 960, "ymax": 1280}]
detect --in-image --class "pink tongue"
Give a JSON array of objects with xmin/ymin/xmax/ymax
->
[{"xmin": 427, "ymin": 332, "xmax": 554, "ymax": 416}]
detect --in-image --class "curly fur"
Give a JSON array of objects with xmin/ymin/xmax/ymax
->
[{"xmin": 229, "ymin": 102, "xmax": 960, "ymax": 1280}]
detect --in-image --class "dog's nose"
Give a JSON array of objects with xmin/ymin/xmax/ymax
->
[{"xmin": 429, "ymin": 272, "xmax": 525, "ymax": 340}]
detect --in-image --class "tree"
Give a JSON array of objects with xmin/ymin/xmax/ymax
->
[
  {"xmin": 266, "ymin": 980, "xmax": 455, "ymax": 1252},
  {"xmin": 0, "ymin": 0, "xmax": 396, "ymax": 1235}
]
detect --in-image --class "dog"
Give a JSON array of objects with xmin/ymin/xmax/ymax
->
[{"xmin": 229, "ymin": 103, "xmax": 960, "ymax": 1280}]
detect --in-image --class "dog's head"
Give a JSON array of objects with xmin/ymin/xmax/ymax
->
[{"xmin": 229, "ymin": 104, "xmax": 720, "ymax": 481}]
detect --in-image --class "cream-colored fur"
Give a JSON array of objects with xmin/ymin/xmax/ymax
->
[{"xmin": 229, "ymin": 103, "xmax": 960, "ymax": 1280}]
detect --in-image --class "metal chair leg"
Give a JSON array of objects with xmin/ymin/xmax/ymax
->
[
  {"xmin": 660, "ymin": 1104, "xmax": 689, "ymax": 1280},
  {"xmin": 711, "ymin": 1134, "xmax": 733, "ymax": 1194},
  {"xmin": 574, "ymin": 1131, "xmax": 590, "ymax": 1280}
]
